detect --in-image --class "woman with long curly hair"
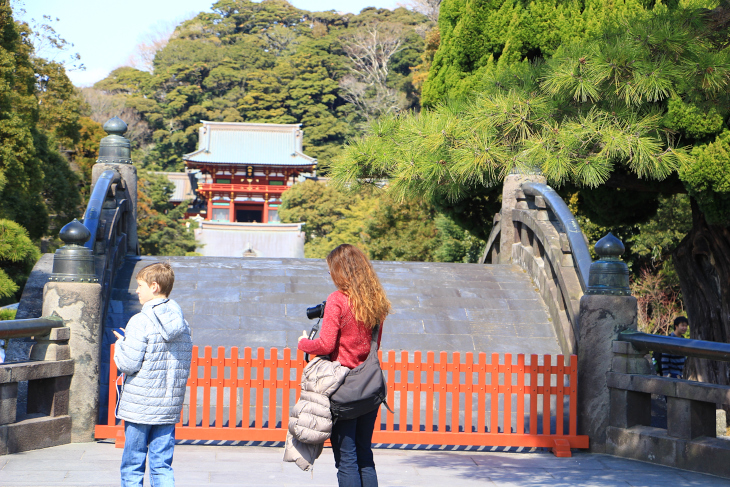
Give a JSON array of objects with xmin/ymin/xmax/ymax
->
[{"xmin": 298, "ymin": 244, "xmax": 391, "ymax": 487}]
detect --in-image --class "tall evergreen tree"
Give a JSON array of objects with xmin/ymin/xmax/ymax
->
[
  {"xmin": 0, "ymin": 219, "xmax": 39, "ymax": 305},
  {"xmin": 91, "ymin": 0, "xmax": 432, "ymax": 171},
  {"xmin": 422, "ymin": 0, "xmax": 653, "ymax": 107},
  {"xmin": 0, "ymin": 2, "xmax": 47, "ymax": 237},
  {"xmin": 330, "ymin": 2, "xmax": 730, "ymax": 385},
  {"xmin": 0, "ymin": 5, "xmax": 83, "ymax": 239}
]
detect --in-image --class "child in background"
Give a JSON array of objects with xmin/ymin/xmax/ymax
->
[{"xmin": 661, "ymin": 316, "xmax": 689, "ymax": 379}]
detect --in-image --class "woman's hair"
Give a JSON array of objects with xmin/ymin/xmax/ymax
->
[{"xmin": 326, "ymin": 244, "xmax": 391, "ymax": 328}]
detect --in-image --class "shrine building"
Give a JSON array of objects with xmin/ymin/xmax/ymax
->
[{"xmin": 183, "ymin": 121, "xmax": 316, "ymax": 223}]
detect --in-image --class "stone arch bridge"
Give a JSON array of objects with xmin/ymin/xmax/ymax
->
[{"xmin": 4, "ymin": 119, "xmax": 730, "ymax": 479}]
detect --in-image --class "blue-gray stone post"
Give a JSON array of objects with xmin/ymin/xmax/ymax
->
[
  {"xmin": 91, "ymin": 117, "xmax": 138, "ymax": 254},
  {"xmin": 577, "ymin": 233, "xmax": 649, "ymax": 453},
  {"xmin": 43, "ymin": 221, "xmax": 103, "ymax": 442}
]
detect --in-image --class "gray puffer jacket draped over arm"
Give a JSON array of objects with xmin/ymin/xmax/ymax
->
[
  {"xmin": 114, "ymin": 298, "xmax": 192, "ymax": 425},
  {"xmin": 283, "ymin": 357, "xmax": 350, "ymax": 471}
]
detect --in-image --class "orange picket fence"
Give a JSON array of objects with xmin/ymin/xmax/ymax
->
[{"xmin": 95, "ymin": 345, "xmax": 588, "ymax": 457}]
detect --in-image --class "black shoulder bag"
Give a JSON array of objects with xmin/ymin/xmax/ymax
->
[{"xmin": 329, "ymin": 323, "xmax": 394, "ymax": 421}]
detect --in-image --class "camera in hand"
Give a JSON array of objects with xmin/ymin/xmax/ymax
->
[{"xmin": 306, "ymin": 301, "xmax": 326, "ymax": 320}]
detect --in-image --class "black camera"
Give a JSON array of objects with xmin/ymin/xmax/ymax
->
[{"xmin": 306, "ymin": 301, "xmax": 326, "ymax": 320}]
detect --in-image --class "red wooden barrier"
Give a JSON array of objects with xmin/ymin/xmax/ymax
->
[{"xmin": 95, "ymin": 345, "xmax": 588, "ymax": 456}]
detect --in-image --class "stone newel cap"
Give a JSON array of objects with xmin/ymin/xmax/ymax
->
[
  {"xmin": 594, "ymin": 232, "xmax": 625, "ymax": 260},
  {"xmin": 97, "ymin": 116, "xmax": 132, "ymax": 164},
  {"xmin": 59, "ymin": 219, "xmax": 91, "ymax": 247},
  {"xmin": 103, "ymin": 116, "xmax": 128, "ymax": 136},
  {"xmin": 586, "ymin": 232, "xmax": 631, "ymax": 296}
]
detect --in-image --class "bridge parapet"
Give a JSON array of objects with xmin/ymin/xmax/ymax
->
[
  {"xmin": 90, "ymin": 117, "xmax": 137, "ymax": 254},
  {"xmin": 0, "ymin": 318, "xmax": 73, "ymax": 454},
  {"xmin": 6, "ymin": 117, "xmax": 138, "ymax": 446},
  {"xmin": 481, "ymin": 175, "xmax": 591, "ymax": 355},
  {"xmin": 607, "ymin": 333, "xmax": 730, "ymax": 478}
]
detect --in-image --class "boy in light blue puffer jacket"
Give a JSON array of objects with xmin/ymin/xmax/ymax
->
[{"xmin": 113, "ymin": 262, "xmax": 192, "ymax": 487}]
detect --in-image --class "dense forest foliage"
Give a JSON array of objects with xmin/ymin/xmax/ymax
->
[
  {"xmin": 92, "ymin": 0, "xmax": 432, "ymax": 171},
  {"xmin": 0, "ymin": 3, "xmax": 104, "ymax": 304},
  {"xmin": 422, "ymin": 0, "xmax": 658, "ymax": 106},
  {"xmin": 279, "ymin": 179, "xmax": 484, "ymax": 262},
  {"xmin": 88, "ymin": 0, "xmax": 473, "ymax": 264},
  {"xmin": 330, "ymin": 0, "xmax": 730, "ymax": 383}
]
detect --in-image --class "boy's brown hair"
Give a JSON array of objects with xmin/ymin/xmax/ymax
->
[{"xmin": 136, "ymin": 262, "xmax": 175, "ymax": 297}]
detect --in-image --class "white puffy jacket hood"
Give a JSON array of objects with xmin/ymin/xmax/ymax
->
[{"xmin": 144, "ymin": 298, "xmax": 187, "ymax": 342}]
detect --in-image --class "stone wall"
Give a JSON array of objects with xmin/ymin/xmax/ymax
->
[
  {"xmin": 482, "ymin": 175, "xmax": 584, "ymax": 355},
  {"xmin": 606, "ymin": 341, "xmax": 730, "ymax": 478},
  {"xmin": 0, "ymin": 327, "xmax": 73, "ymax": 455}
]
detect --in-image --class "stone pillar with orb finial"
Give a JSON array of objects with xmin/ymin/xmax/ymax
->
[
  {"xmin": 91, "ymin": 116, "xmax": 138, "ymax": 254},
  {"xmin": 42, "ymin": 219, "xmax": 104, "ymax": 442},
  {"xmin": 577, "ymin": 232, "xmax": 650, "ymax": 453}
]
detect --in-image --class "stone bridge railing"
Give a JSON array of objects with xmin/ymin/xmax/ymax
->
[
  {"xmin": 4, "ymin": 117, "xmax": 139, "ymax": 452},
  {"xmin": 607, "ymin": 332, "xmax": 730, "ymax": 478},
  {"xmin": 480, "ymin": 174, "xmax": 592, "ymax": 355},
  {"xmin": 0, "ymin": 318, "xmax": 72, "ymax": 454},
  {"xmin": 477, "ymin": 175, "xmax": 730, "ymax": 475}
]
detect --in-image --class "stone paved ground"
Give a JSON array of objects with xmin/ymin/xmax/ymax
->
[{"xmin": 0, "ymin": 441, "xmax": 727, "ymax": 487}]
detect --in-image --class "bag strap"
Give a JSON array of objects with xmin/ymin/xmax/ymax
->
[
  {"xmin": 364, "ymin": 321, "xmax": 380, "ymax": 359},
  {"xmin": 371, "ymin": 321, "xmax": 380, "ymax": 349},
  {"xmin": 371, "ymin": 322, "xmax": 395, "ymax": 414}
]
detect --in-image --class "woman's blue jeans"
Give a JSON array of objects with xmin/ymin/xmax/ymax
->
[
  {"xmin": 331, "ymin": 408, "xmax": 379, "ymax": 487},
  {"xmin": 121, "ymin": 422, "xmax": 176, "ymax": 487}
]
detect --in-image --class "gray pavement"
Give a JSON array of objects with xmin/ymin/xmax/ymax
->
[{"xmin": 0, "ymin": 441, "xmax": 727, "ymax": 486}]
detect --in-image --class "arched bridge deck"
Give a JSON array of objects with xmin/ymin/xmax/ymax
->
[
  {"xmin": 7, "ymin": 120, "xmax": 730, "ymax": 478},
  {"xmin": 103, "ymin": 257, "xmax": 561, "ymax": 365}
]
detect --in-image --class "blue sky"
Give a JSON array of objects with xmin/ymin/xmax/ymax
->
[{"xmin": 14, "ymin": 0, "xmax": 399, "ymax": 87}]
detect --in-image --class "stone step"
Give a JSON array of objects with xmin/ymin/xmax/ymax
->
[
  {"xmin": 99, "ymin": 256, "xmax": 562, "ymax": 421},
  {"xmin": 105, "ymin": 256, "xmax": 561, "ymax": 357}
]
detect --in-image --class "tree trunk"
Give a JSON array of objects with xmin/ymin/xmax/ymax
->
[{"xmin": 672, "ymin": 198, "xmax": 730, "ymax": 386}]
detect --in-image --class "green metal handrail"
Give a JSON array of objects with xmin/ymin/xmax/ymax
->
[
  {"xmin": 82, "ymin": 169, "xmax": 116, "ymax": 251},
  {"xmin": 0, "ymin": 317, "xmax": 64, "ymax": 340},
  {"xmin": 619, "ymin": 331, "xmax": 730, "ymax": 362}
]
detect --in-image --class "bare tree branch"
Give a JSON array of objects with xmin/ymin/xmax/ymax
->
[
  {"xmin": 397, "ymin": 0, "xmax": 442, "ymax": 22},
  {"xmin": 10, "ymin": 4, "xmax": 85, "ymax": 71},
  {"xmin": 339, "ymin": 23, "xmax": 408, "ymax": 122},
  {"xmin": 81, "ymin": 88, "xmax": 152, "ymax": 148},
  {"xmin": 126, "ymin": 18, "xmax": 188, "ymax": 72},
  {"xmin": 342, "ymin": 23, "xmax": 405, "ymax": 87}
]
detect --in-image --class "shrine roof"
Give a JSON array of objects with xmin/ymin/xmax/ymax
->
[
  {"xmin": 156, "ymin": 172, "xmax": 196, "ymax": 203},
  {"xmin": 184, "ymin": 121, "xmax": 316, "ymax": 167}
]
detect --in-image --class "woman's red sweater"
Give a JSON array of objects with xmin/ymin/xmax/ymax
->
[{"xmin": 297, "ymin": 290, "xmax": 383, "ymax": 369}]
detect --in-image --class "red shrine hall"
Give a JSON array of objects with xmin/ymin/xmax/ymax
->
[{"xmin": 184, "ymin": 121, "xmax": 316, "ymax": 224}]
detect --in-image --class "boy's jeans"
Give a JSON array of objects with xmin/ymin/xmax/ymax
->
[{"xmin": 121, "ymin": 422, "xmax": 176, "ymax": 487}]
